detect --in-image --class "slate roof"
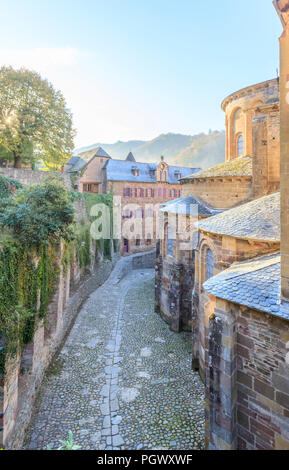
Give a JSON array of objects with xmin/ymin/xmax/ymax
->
[
  {"xmin": 197, "ymin": 191, "xmax": 280, "ymax": 242},
  {"xmin": 203, "ymin": 253, "xmax": 289, "ymax": 320},
  {"xmin": 181, "ymin": 156, "xmax": 252, "ymax": 180},
  {"xmin": 160, "ymin": 196, "xmax": 219, "ymax": 216},
  {"xmin": 65, "ymin": 156, "xmax": 87, "ymax": 173},
  {"xmin": 77, "ymin": 146, "xmax": 111, "ymax": 163},
  {"xmin": 126, "ymin": 152, "xmax": 136, "ymax": 162},
  {"xmin": 104, "ymin": 160, "xmax": 200, "ymax": 184}
]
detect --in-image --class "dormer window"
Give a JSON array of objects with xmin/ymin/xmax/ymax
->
[{"xmin": 174, "ymin": 170, "xmax": 181, "ymax": 180}]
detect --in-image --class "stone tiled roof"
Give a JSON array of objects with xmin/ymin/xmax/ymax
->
[
  {"xmin": 197, "ymin": 191, "xmax": 280, "ymax": 242},
  {"xmin": 160, "ymin": 196, "xmax": 219, "ymax": 216},
  {"xmin": 181, "ymin": 156, "xmax": 252, "ymax": 180},
  {"xmin": 203, "ymin": 253, "xmax": 288, "ymax": 319},
  {"xmin": 104, "ymin": 160, "xmax": 200, "ymax": 184}
]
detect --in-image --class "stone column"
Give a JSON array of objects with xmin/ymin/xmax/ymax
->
[
  {"xmin": 206, "ymin": 299, "xmax": 237, "ymax": 450},
  {"xmin": 244, "ymin": 109, "xmax": 253, "ymax": 156},
  {"xmin": 275, "ymin": 1, "xmax": 289, "ymax": 300}
]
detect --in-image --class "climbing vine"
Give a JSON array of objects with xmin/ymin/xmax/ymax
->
[{"xmin": 0, "ymin": 178, "xmax": 116, "ymax": 379}]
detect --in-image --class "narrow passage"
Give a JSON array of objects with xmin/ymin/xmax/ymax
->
[{"xmin": 26, "ymin": 261, "xmax": 205, "ymax": 450}]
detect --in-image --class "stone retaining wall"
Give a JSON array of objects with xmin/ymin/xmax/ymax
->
[{"xmin": 0, "ymin": 168, "xmax": 72, "ymax": 189}]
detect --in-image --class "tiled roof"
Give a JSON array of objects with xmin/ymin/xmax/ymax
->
[
  {"xmin": 203, "ymin": 253, "xmax": 289, "ymax": 320},
  {"xmin": 181, "ymin": 156, "xmax": 252, "ymax": 180},
  {"xmin": 160, "ymin": 196, "xmax": 219, "ymax": 216},
  {"xmin": 104, "ymin": 160, "xmax": 200, "ymax": 184},
  {"xmin": 197, "ymin": 191, "xmax": 280, "ymax": 242}
]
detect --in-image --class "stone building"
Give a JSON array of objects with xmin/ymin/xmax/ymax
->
[
  {"xmin": 155, "ymin": 76, "xmax": 281, "ymax": 333},
  {"xmin": 66, "ymin": 149, "xmax": 200, "ymax": 254},
  {"xmin": 196, "ymin": 191, "xmax": 280, "ymax": 381},
  {"xmin": 155, "ymin": 0, "xmax": 289, "ymax": 450}
]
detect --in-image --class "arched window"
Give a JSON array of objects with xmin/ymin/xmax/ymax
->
[
  {"xmin": 237, "ymin": 135, "xmax": 244, "ymax": 156},
  {"xmin": 206, "ymin": 249, "xmax": 214, "ymax": 280}
]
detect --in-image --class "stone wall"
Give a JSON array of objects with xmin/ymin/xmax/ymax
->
[
  {"xmin": 181, "ymin": 177, "xmax": 252, "ymax": 210},
  {"xmin": 155, "ymin": 245, "xmax": 194, "ymax": 333},
  {"xmin": 252, "ymin": 110, "xmax": 280, "ymax": 199},
  {"xmin": 108, "ymin": 250, "xmax": 156, "ymax": 285},
  {"xmin": 206, "ymin": 298, "xmax": 289, "ymax": 450},
  {"xmin": 80, "ymin": 155, "xmax": 110, "ymax": 194},
  {"xmin": 0, "ymin": 168, "xmax": 72, "ymax": 190},
  {"xmin": 196, "ymin": 232, "xmax": 280, "ymax": 378}
]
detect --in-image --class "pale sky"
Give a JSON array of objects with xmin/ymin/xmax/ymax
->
[{"xmin": 0, "ymin": 0, "xmax": 282, "ymax": 148}]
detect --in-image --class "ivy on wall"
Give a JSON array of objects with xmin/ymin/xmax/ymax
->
[{"xmin": 0, "ymin": 176, "xmax": 116, "ymax": 379}]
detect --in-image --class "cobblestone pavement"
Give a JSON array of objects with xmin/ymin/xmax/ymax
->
[{"xmin": 26, "ymin": 262, "xmax": 205, "ymax": 450}]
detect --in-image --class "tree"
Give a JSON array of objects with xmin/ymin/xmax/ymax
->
[
  {"xmin": 0, "ymin": 176, "xmax": 75, "ymax": 245},
  {"xmin": 0, "ymin": 67, "xmax": 75, "ymax": 169}
]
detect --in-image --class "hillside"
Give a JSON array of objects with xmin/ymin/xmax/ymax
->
[{"xmin": 75, "ymin": 131, "xmax": 225, "ymax": 169}]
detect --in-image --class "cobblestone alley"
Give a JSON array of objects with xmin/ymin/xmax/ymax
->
[{"xmin": 26, "ymin": 260, "xmax": 205, "ymax": 450}]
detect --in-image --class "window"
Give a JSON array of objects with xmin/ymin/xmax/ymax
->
[
  {"xmin": 135, "ymin": 236, "xmax": 141, "ymax": 246},
  {"xmin": 237, "ymin": 135, "xmax": 244, "ymax": 156},
  {"xmin": 206, "ymin": 249, "xmax": 214, "ymax": 280},
  {"xmin": 132, "ymin": 167, "xmax": 139, "ymax": 177},
  {"xmin": 123, "ymin": 209, "xmax": 133, "ymax": 219},
  {"xmin": 123, "ymin": 187, "xmax": 131, "ymax": 197}
]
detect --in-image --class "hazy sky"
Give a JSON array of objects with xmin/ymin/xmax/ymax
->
[{"xmin": 0, "ymin": 0, "xmax": 282, "ymax": 148}]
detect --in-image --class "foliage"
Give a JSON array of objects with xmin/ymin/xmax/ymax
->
[
  {"xmin": 0, "ymin": 175, "xmax": 22, "ymax": 199},
  {"xmin": 0, "ymin": 241, "xmax": 58, "ymax": 373},
  {"xmin": 47, "ymin": 431, "xmax": 81, "ymax": 450},
  {"xmin": 0, "ymin": 177, "xmax": 75, "ymax": 245},
  {"xmin": 75, "ymin": 225, "xmax": 91, "ymax": 269},
  {"xmin": 0, "ymin": 66, "xmax": 75, "ymax": 169},
  {"xmin": 0, "ymin": 183, "xmax": 116, "ymax": 379}
]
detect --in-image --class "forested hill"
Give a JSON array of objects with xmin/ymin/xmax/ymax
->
[{"xmin": 75, "ymin": 131, "xmax": 225, "ymax": 169}]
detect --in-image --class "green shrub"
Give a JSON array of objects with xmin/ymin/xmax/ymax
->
[
  {"xmin": 0, "ymin": 178, "xmax": 75, "ymax": 245},
  {"xmin": 0, "ymin": 175, "xmax": 22, "ymax": 199}
]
